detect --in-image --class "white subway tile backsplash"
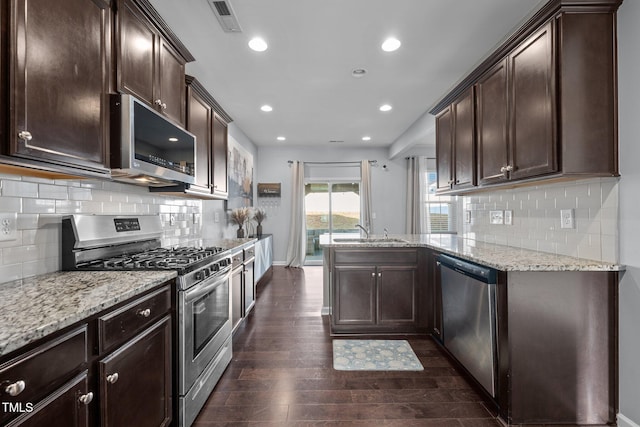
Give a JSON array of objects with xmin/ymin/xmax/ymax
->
[
  {"xmin": 462, "ymin": 177, "xmax": 619, "ymax": 262},
  {"xmin": 0, "ymin": 176, "xmax": 204, "ymax": 284}
]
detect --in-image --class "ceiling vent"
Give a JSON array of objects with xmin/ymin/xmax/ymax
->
[{"xmin": 207, "ymin": 0, "xmax": 242, "ymax": 32}]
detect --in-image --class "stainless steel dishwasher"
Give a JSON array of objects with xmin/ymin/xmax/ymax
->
[{"xmin": 438, "ymin": 254, "xmax": 498, "ymax": 398}]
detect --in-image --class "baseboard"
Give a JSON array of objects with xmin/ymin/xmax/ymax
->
[
  {"xmin": 273, "ymin": 261, "xmax": 287, "ymax": 266},
  {"xmin": 618, "ymin": 413, "xmax": 640, "ymax": 427}
]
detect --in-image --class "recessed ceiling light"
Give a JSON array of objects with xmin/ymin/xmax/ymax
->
[
  {"xmin": 248, "ymin": 37, "xmax": 268, "ymax": 52},
  {"xmin": 260, "ymin": 105, "xmax": 273, "ymax": 112},
  {"xmin": 379, "ymin": 104, "xmax": 392, "ymax": 112},
  {"xmin": 352, "ymin": 68, "xmax": 367, "ymax": 78},
  {"xmin": 362, "ymin": 136, "xmax": 371, "ymax": 141},
  {"xmin": 277, "ymin": 136, "xmax": 286, "ymax": 141},
  {"xmin": 168, "ymin": 137, "xmax": 178, "ymax": 142},
  {"xmin": 381, "ymin": 37, "xmax": 401, "ymax": 52}
]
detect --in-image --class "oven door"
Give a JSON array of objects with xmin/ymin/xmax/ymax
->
[{"xmin": 178, "ymin": 268, "xmax": 232, "ymax": 394}]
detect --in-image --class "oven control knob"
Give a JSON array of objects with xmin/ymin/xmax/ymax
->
[{"xmin": 195, "ymin": 271, "xmax": 205, "ymax": 281}]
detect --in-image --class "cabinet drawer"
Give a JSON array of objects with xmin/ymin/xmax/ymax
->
[
  {"xmin": 244, "ymin": 245, "xmax": 255, "ymax": 261},
  {"xmin": 0, "ymin": 326, "xmax": 87, "ymax": 423},
  {"xmin": 98, "ymin": 285, "xmax": 171, "ymax": 353},
  {"xmin": 333, "ymin": 249, "xmax": 418, "ymax": 265}
]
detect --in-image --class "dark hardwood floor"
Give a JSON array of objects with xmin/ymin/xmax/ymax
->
[{"xmin": 192, "ymin": 266, "xmax": 604, "ymax": 427}]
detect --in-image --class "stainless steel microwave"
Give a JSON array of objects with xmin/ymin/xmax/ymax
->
[{"xmin": 110, "ymin": 94, "xmax": 196, "ymax": 186}]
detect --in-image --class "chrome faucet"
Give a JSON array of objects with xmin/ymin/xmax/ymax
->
[{"xmin": 355, "ymin": 224, "xmax": 369, "ymax": 239}]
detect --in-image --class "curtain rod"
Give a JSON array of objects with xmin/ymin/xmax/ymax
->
[{"xmin": 288, "ymin": 160, "xmax": 378, "ymax": 165}]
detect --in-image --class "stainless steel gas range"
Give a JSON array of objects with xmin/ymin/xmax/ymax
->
[{"xmin": 61, "ymin": 215, "xmax": 233, "ymax": 427}]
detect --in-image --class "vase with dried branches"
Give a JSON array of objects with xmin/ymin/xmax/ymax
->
[
  {"xmin": 229, "ymin": 207, "xmax": 250, "ymax": 238},
  {"xmin": 252, "ymin": 208, "xmax": 267, "ymax": 237}
]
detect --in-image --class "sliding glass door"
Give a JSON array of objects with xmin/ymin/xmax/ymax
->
[{"xmin": 305, "ymin": 182, "xmax": 360, "ymax": 263}]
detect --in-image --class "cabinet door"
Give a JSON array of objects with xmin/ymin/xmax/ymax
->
[
  {"xmin": 377, "ymin": 266, "xmax": 417, "ymax": 325},
  {"xmin": 212, "ymin": 115, "xmax": 229, "ymax": 198},
  {"xmin": 117, "ymin": 0, "xmax": 157, "ymax": 108},
  {"xmin": 509, "ymin": 22, "xmax": 557, "ymax": 180},
  {"xmin": 243, "ymin": 260, "xmax": 255, "ymax": 315},
  {"xmin": 435, "ymin": 107, "xmax": 453, "ymax": 192},
  {"xmin": 452, "ymin": 88, "xmax": 476, "ymax": 190},
  {"xmin": 186, "ymin": 87, "xmax": 213, "ymax": 191},
  {"xmin": 333, "ymin": 266, "xmax": 376, "ymax": 326},
  {"xmin": 477, "ymin": 59, "xmax": 510, "ymax": 185},
  {"xmin": 99, "ymin": 316, "xmax": 172, "ymax": 427},
  {"xmin": 6, "ymin": 373, "xmax": 90, "ymax": 427},
  {"xmin": 231, "ymin": 268, "xmax": 243, "ymax": 331},
  {"xmin": 158, "ymin": 40, "xmax": 186, "ymax": 125},
  {"xmin": 9, "ymin": 0, "xmax": 110, "ymax": 172}
]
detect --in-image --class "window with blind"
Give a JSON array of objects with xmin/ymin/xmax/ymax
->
[{"xmin": 425, "ymin": 160, "xmax": 457, "ymax": 233}]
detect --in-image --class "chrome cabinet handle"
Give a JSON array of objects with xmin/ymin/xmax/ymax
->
[
  {"xmin": 500, "ymin": 166, "xmax": 506, "ymax": 173},
  {"xmin": 154, "ymin": 99, "xmax": 163, "ymax": 107},
  {"xmin": 4, "ymin": 380, "xmax": 26, "ymax": 396},
  {"xmin": 106, "ymin": 373, "xmax": 119, "ymax": 384},
  {"xmin": 78, "ymin": 392, "xmax": 93, "ymax": 405},
  {"xmin": 378, "ymin": 272, "xmax": 382, "ymax": 278},
  {"xmin": 371, "ymin": 272, "xmax": 375, "ymax": 277},
  {"xmin": 162, "ymin": 103, "xmax": 167, "ymax": 110},
  {"xmin": 18, "ymin": 131, "xmax": 32, "ymax": 141},
  {"xmin": 137, "ymin": 308, "xmax": 151, "ymax": 318},
  {"xmin": 505, "ymin": 165, "xmax": 513, "ymax": 172}
]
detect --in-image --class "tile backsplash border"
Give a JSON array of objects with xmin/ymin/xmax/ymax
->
[
  {"xmin": 0, "ymin": 173, "xmax": 204, "ymax": 283},
  {"xmin": 459, "ymin": 177, "xmax": 619, "ymax": 263}
]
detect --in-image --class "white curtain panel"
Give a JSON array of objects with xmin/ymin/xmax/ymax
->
[
  {"xmin": 361, "ymin": 160, "xmax": 373, "ymax": 234},
  {"xmin": 406, "ymin": 156, "xmax": 425, "ymax": 234},
  {"xmin": 285, "ymin": 160, "xmax": 306, "ymax": 267}
]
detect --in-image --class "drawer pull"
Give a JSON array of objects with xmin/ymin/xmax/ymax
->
[
  {"xmin": 106, "ymin": 373, "xmax": 119, "ymax": 384},
  {"xmin": 137, "ymin": 308, "xmax": 151, "ymax": 318},
  {"xmin": 18, "ymin": 131, "xmax": 33, "ymax": 141},
  {"xmin": 78, "ymin": 392, "xmax": 93, "ymax": 405},
  {"xmin": 4, "ymin": 380, "xmax": 26, "ymax": 396}
]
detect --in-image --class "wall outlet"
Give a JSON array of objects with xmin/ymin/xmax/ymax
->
[
  {"xmin": 0, "ymin": 213, "xmax": 18, "ymax": 242},
  {"xmin": 490, "ymin": 210, "xmax": 504, "ymax": 225},
  {"xmin": 560, "ymin": 209, "xmax": 575, "ymax": 229},
  {"xmin": 169, "ymin": 215, "xmax": 176, "ymax": 226},
  {"xmin": 214, "ymin": 212, "xmax": 220, "ymax": 223},
  {"xmin": 193, "ymin": 213, "xmax": 200, "ymax": 225},
  {"xmin": 464, "ymin": 210, "xmax": 471, "ymax": 223},
  {"xmin": 504, "ymin": 210, "xmax": 513, "ymax": 225}
]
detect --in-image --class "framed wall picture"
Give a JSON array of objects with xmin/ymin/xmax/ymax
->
[{"xmin": 227, "ymin": 135, "xmax": 254, "ymax": 209}]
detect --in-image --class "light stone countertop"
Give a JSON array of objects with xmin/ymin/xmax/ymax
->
[
  {"xmin": 323, "ymin": 234, "xmax": 624, "ymax": 272},
  {"xmin": 0, "ymin": 270, "xmax": 177, "ymax": 357}
]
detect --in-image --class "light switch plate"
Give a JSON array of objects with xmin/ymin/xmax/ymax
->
[
  {"xmin": 504, "ymin": 210, "xmax": 513, "ymax": 225},
  {"xmin": 0, "ymin": 213, "xmax": 18, "ymax": 242},
  {"xmin": 490, "ymin": 210, "xmax": 504, "ymax": 225},
  {"xmin": 214, "ymin": 212, "xmax": 220, "ymax": 223},
  {"xmin": 464, "ymin": 210, "xmax": 471, "ymax": 223},
  {"xmin": 169, "ymin": 215, "xmax": 176, "ymax": 226}
]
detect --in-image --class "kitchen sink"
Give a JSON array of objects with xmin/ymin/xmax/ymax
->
[{"xmin": 332, "ymin": 237, "xmax": 407, "ymax": 243}]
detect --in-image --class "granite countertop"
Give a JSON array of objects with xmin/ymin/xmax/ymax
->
[
  {"xmin": 0, "ymin": 270, "xmax": 177, "ymax": 357},
  {"xmin": 323, "ymin": 233, "xmax": 624, "ymax": 272}
]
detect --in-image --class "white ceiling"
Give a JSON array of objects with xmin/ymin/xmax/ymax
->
[{"xmin": 149, "ymin": 0, "xmax": 544, "ymax": 149}]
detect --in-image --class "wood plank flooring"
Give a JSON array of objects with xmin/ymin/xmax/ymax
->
[{"xmin": 191, "ymin": 266, "xmax": 604, "ymax": 427}]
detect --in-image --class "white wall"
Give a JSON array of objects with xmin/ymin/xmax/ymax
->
[
  {"xmin": 256, "ymin": 146, "xmax": 408, "ymax": 263},
  {"xmin": 616, "ymin": 2, "xmax": 640, "ymax": 426}
]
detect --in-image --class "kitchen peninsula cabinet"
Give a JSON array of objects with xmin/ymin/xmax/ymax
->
[
  {"xmin": 116, "ymin": 0, "xmax": 194, "ymax": 125},
  {"xmin": 330, "ymin": 248, "xmax": 421, "ymax": 334},
  {"xmin": 436, "ymin": 88, "xmax": 476, "ymax": 192},
  {"xmin": 4, "ymin": 0, "xmax": 111, "ymax": 175},
  {"xmin": 434, "ymin": 0, "xmax": 621, "ymax": 193}
]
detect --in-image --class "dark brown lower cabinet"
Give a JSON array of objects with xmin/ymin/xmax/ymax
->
[
  {"xmin": 330, "ymin": 248, "xmax": 420, "ymax": 334},
  {"xmin": 99, "ymin": 316, "xmax": 172, "ymax": 427},
  {"xmin": 5, "ymin": 373, "xmax": 90, "ymax": 427}
]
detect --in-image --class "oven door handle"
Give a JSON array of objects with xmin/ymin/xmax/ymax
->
[{"xmin": 184, "ymin": 270, "xmax": 231, "ymax": 303}]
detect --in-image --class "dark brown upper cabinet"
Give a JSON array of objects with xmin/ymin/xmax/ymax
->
[
  {"xmin": 435, "ymin": 87, "xmax": 476, "ymax": 193},
  {"xmin": 183, "ymin": 76, "xmax": 230, "ymax": 199},
  {"xmin": 433, "ymin": 0, "xmax": 621, "ymax": 194},
  {"xmin": 115, "ymin": 0, "xmax": 194, "ymax": 126},
  {"xmin": 6, "ymin": 0, "xmax": 111, "ymax": 174}
]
